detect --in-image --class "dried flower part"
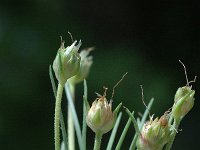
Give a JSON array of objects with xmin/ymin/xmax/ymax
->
[
  {"xmin": 86, "ymin": 95, "xmax": 115, "ymax": 134},
  {"xmin": 172, "ymin": 86, "xmax": 195, "ymax": 120},
  {"xmin": 137, "ymin": 114, "xmax": 170, "ymax": 150},
  {"xmin": 69, "ymin": 47, "xmax": 94, "ymax": 84},
  {"xmin": 53, "ymin": 40, "xmax": 81, "ymax": 85}
]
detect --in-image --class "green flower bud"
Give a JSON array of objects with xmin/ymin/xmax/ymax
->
[
  {"xmin": 137, "ymin": 114, "xmax": 170, "ymax": 150},
  {"xmin": 86, "ymin": 90, "xmax": 122, "ymax": 135},
  {"xmin": 69, "ymin": 47, "xmax": 94, "ymax": 84},
  {"xmin": 53, "ymin": 40, "xmax": 81, "ymax": 85},
  {"xmin": 172, "ymin": 86, "xmax": 195, "ymax": 120}
]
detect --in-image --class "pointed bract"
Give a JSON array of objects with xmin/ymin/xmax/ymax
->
[
  {"xmin": 69, "ymin": 47, "xmax": 94, "ymax": 84},
  {"xmin": 172, "ymin": 86, "xmax": 195, "ymax": 120}
]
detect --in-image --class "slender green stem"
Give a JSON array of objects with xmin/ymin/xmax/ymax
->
[
  {"xmin": 165, "ymin": 118, "xmax": 181, "ymax": 150},
  {"xmin": 82, "ymin": 80, "xmax": 88, "ymax": 150},
  {"xmin": 54, "ymin": 83, "xmax": 64, "ymax": 150},
  {"xmin": 67, "ymin": 83, "xmax": 75, "ymax": 150},
  {"xmin": 60, "ymin": 112, "xmax": 68, "ymax": 150},
  {"xmin": 93, "ymin": 132, "xmax": 103, "ymax": 150},
  {"xmin": 49, "ymin": 66, "xmax": 68, "ymax": 150}
]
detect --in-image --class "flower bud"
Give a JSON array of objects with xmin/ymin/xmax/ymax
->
[
  {"xmin": 172, "ymin": 86, "xmax": 195, "ymax": 120},
  {"xmin": 137, "ymin": 114, "xmax": 170, "ymax": 150},
  {"xmin": 86, "ymin": 90, "xmax": 122, "ymax": 134},
  {"xmin": 69, "ymin": 47, "xmax": 94, "ymax": 84},
  {"xmin": 53, "ymin": 40, "xmax": 81, "ymax": 85}
]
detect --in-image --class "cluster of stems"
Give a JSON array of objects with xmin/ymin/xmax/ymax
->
[{"xmin": 50, "ymin": 39, "xmax": 196, "ymax": 150}]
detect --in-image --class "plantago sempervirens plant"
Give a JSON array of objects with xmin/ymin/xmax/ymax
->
[
  {"xmin": 86, "ymin": 73, "xmax": 127, "ymax": 150},
  {"xmin": 52, "ymin": 38, "xmax": 82, "ymax": 150},
  {"xmin": 49, "ymin": 37, "xmax": 197, "ymax": 150},
  {"xmin": 165, "ymin": 60, "xmax": 196, "ymax": 150},
  {"xmin": 171, "ymin": 60, "xmax": 196, "ymax": 120},
  {"xmin": 86, "ymin": 88, "xmax": 122, "ymax": 150},
  {"xmin": 124, "ymin": 61, "xmax": 196, "ymax": 150}
]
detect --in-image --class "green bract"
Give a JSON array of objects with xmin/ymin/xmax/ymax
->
[
  {"xmin": 137, "ymin": 115, "xmax": 170, "ymax": 150},
  {"xmin": 53, "ymin": 40, "xmax": 81, "ymax": 85},
  {"xmin": 172, "ymin": 86, "xmax": 195, "ymax": 120}
]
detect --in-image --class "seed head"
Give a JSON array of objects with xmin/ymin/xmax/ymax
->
[
  {"xmin": 172, "ymin": 86, "xmax": 195, "ymax": 120},
  {"xmin": 86, "ymin": 88, "xmax": 121, "ymax": 134},
  {"xmin": 53, "ymin": 39, "xmax": 81, "ymax": 85},
  {"xmin": 137, "ymin": 114, "xmax": 170, "ymax": 150}
]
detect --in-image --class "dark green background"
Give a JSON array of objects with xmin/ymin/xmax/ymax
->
[{"xmin": 0, "ymin": 0, "xmax": 199, "ymax": 149}]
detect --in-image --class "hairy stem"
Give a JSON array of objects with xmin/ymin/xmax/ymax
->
[
  {"xmin": 54, "ymin": 83, "xmax": 64, "ymax": 150},
  {"xmin": 93, "ymin": 132, "xmax": 103, "ymax": 150}
]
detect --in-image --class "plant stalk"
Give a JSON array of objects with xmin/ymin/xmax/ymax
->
[
  {"xmin": 67, "ymin": 83, "xmax": 75, "ymax": 150},
  {"xmin": 54, "ymin": 83, "xmax": 64, "ymax": 150},
  {"xmin": 93, "ymin": 132, "xmax": 103, "ymax": 150},
  {"xmin": 82, "ymin": 80, "xmax": 88, "ymax": 150}
]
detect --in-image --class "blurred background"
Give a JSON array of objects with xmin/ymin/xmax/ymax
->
[{"xmin": 0, "ymin": 0, "xmax": 199, "ymax": 149}]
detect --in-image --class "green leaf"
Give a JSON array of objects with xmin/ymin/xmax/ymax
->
[
  {"xmin": 113, "ymin": 103, "xmax": 122, "ymax": 119},
  {"xmin": 124, "ymin": 107, "xmax": 140, "ymax": 135},
  {"xmin": 49, "ymin": 65, "xmax": 68, "ymax": 150},
  {"xmin": 115, "ymin": 111, "xmax": 134, "ymax": 150},
  {"xmin": 65, "ymin": 83, "xmax": 83, "ymax": 150},
  {"xmin": 58, "ymin": 51, "xmax": 63, "ymax": 75},
  {"xmin": 137, "ymin": 117, "xmax": 141, "ymax": 125},
  {"xmin": 106, "ymin": 112, "xmax": 122, "ymax": 150},
  {"xmin": 49, "ymin": 65, "xmax": 57, "ymax": 98}
]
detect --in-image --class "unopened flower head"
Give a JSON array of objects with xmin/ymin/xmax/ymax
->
[
  {"xmin": 69, "ymin": 47, "xmax": 94, "ymax": 84},
  {"xmin": 53, "ymin": 40, "xmax": 81, "ymax": 85},
  {"xmin": 86, "ymin": 88, "xmax": 121, "ymax": 134},
  {"xmin": 137, "ymin": 114, "xmax": 170, "ymax": 150},
  {"xmin": 172, "ymin": 86, "xmax": 195, "ymax": 120}
]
